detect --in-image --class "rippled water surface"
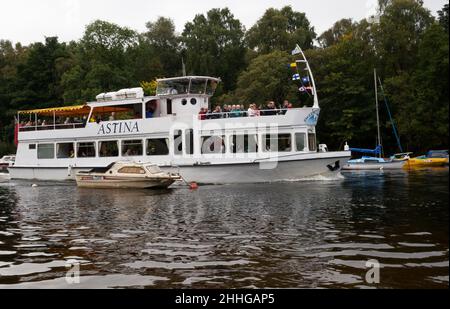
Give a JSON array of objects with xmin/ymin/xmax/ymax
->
[{"xmin": 0, "ymin": 169, "xmax": 448, "ymax": 288}]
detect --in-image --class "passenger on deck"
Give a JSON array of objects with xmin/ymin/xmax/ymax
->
[
  {"xmin": 263, "ymin": 101, "xmax": 277, "ymax": 116},
  {"xmin": 64, "ymin": 117, "xmax": 70, "ymax": 125},
  {"xmin": 230, "ymin": 105, "xmax": 240, "ymax": 118},
  {"xmin": 248, "ymin": 104, "xmax": 260, "ymax": 117},
  {"xmin": 222, "ymin": 105, "xmax": 230, "ymax": 118},
  {"xmin": 198, "ymin": 107, "xmax": 207, "ymax": 120},
  {"xmin": 41, "ymin": 120, "xmax": 46, "ymax": 126},
  {"xmin": 109, "ymin": 112, "xmax": 115, "ymax": 121},
  {"xmin": 210, "ymin": 106, "xmax": 222, "ymax": 119},
  {"xmin": 281, "ymin": 100, "xmax": 290, "ymax": 115}
]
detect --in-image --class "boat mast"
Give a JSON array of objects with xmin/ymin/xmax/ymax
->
[
  {"xmin": 374, "ymin": 69, "xmax": 382, "ymax": 158},
  {"xmin": 294, "ymin": 44, "xmax": 319, "ymax": 108}
]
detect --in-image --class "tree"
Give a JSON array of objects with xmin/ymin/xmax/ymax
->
[
  {"xmin": 143, "ymin": 17, "xmax": 181, "ymax": 77},
  {"xmin": 246, "ymin": 6, "xmax": 316, "ymax": 54},
  {"xmin": 234, "ymin": 51, "xmax": 299, "ymax": 106},
  {"xmin": 182, "ymin": 8, "xmax": 247, "ymax": 91},
  {"xmin": 12, "ymin": 37, "xmax": 71, "ymax": 110},
  {"xmin": 318, "ymin": 19, "xmax": 357, "ymax": 48},
  {"xmin": 62, "ymin": 20, "xmax": 139, "ymax": 102},
  {"xmin": 438, "ymin": 3, "xmax": 449, "ymax": 33}
]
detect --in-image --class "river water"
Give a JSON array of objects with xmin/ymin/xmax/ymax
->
[{"xmin": 0, "ymin": 168, "xmax": 448, "ymax": 289}]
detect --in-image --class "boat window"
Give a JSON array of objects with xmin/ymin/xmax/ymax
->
[
  {"xmin": 201, "ymin": 136, "xmax": 225, "ymax": 154},
  {"xmin": 56, "ymin": 142, "xmax": 75, "ymax": 159},
  {"xmin": 118, "ymin": 166, "xmax": 145, "ymax": 174},
  {"xmin": 173, "ymin": 130, "xmax": 183, "ymax": 155},
  {"xmin": 262, "ymin": 134, "xmax": 292, "ymax": 152},
  {"xmin": 308, "ymin": 133, "xmax": 317, "ymax": 152},
  {"xmin": 157, "ymin": 79, "xmax": 189, "ymax": 95},
  {"xmin": 190, "ymin": 79, "xmax": 207, "ymax": 94},
  {"xmin": 37, "ymin": 143, "xmax": 55, "ymax": 159},
  {"xmin": 146, "ymin": 138, "xmax": 169, "ymax": 156},
  {"xmin": 91, "ymin": 103, "xmax": 142, "ymax": 122},
  {"xmin": 145, "ymin": 100, "xmax": 158, "ymax": 119},
  {"xmin": 230, "ymin": 134, "xmax": 258, "ymax": 153},
  {"xmin": 206, "ymin": 79, "xmax": 218, "ymax": 95},
  {"xmin": 99, "ymin": 141, "xmax": 119, "ymax": 157},
  {"xmin": 146, "ymin": 165, "xmax": 161, "ymax": 174},
  {"xmin": 29, "ymin": 144, "xmax": 36, "ymax": 150},
  {"xmin": 190, "ymin": 98, "xmax": 197, "ymax": 105},
  {"xmin": 185, "ymin": 129, "xmax": 194, "ymax": 155},
  {"xmin": 295, "ymin": 133, "xmax": 306, "ymax": 151},
  {"xmin": 166, "ymin": 99, "xmax": 173, "ymax": 115},
  {"xmin": 122, "ymin": 140, "xmax": 143, "ymax": 156},
  {"xmin": 77, "ymin": 142, "xmax": 96, "ymax": 158}
]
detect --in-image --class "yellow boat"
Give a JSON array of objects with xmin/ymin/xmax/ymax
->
[{"xmin": 405, "ymin": 150, "xmax": 449, "ymax": 168}]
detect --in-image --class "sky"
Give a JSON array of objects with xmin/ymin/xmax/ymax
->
[{"xmin": 0, "ymin": 0, "xmax": 447, "ymax": 45}]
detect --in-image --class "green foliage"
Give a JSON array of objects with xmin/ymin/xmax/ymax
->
[
  {"xmin": 182, "ymin": 8, "xmax": 247, "ymax": 91},
  {"xmin": 234, "ymin": 51, "xmax": 298, "ymax": 106},
  {"xmin": 246, "ymin": 6, "xmax": 316, "ymax": 54}
]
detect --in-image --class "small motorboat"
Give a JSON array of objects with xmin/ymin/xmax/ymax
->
[
  {"xmin": 391, "ymin": 152, "xmax": 413, "ymax": 162},
  {"xmin": 75, "ymin": 161, "xmax": 181, "ymax": 189},
  {"xmin": 0, "ymin": 154, "xmax": 15, "ymax": 172},
  {"xmin": 405, "ymin": 150, "xmax": 449, "ymax": 168},
  {"xmin": 342, "ymin": 156, "xmax": 406, "ymax": 170}
]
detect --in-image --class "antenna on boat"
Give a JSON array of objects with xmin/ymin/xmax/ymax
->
[
  {"xmin": 374, "ymin": 68, "xmax": 382, "ymax": 158},
  {"xmin": 292, "ymin": 44, "xmax": 319, "ymax": 108},
  {"xmin": 182, "ymin": 57, "xmax": 186, "ymax": 77}
]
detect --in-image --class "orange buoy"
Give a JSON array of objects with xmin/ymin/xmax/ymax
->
[{"xmin": 189, "ymin": 182, "xmax": 199, "ymax": 190}]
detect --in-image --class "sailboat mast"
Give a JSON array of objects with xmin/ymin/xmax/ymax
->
[{"xmin": 374, "ymin": 69, "xmax": 381, "ymax": 158}]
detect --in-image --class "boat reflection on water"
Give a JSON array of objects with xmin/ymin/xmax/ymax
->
[{"xmin": 0, "ymin": 169, "xmax": 448, "ymax": 289}]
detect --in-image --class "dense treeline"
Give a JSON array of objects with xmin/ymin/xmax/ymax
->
[{"xmin": 0, "ymin": 0, "xmax": 448, "ymax": 155}]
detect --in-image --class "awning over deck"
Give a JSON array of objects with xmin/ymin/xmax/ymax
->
[{"xmin": 18, "ymin": 105, "xmax": 90, "ymax": 116}]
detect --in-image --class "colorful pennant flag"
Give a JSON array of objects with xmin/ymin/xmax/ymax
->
[
  {"xmin": 290, "ymin": 62, "xmax": 297, "ymax": 68},
  {"xmin": 291, "ymin": 45, "xmax": 302, "ymax": 55},
  {"xmin": 302, "ymin": 76, "xmax": 310, "ymax": 84},
  {"xmin": 292, "ymin": 74, "xmax": 300, "ymax": 81}
]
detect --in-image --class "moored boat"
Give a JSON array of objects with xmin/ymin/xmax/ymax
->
[
  {"xmin": 342, "ymin": 156, "xmax": 405, "ymax": 170},
  {"xmin": 405, "ymin": 151, "xmax": 448, "ymax": 168},
  {"xmin": 75, "ymin": 161, "xmax": 181, "ymax": 189}
]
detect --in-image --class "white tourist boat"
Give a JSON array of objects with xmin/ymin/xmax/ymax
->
[
  {"xmin": 9, "ymin": 45, "xmax": 351, "ymax": 184},
  {"xmin": 75, "ymin": 161, "xmax": 181, "ymax": 189}
]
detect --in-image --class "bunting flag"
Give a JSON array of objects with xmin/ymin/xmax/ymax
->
[
  {"xmin": 292, "ymin": 73, "xmax": 300, "ymax": 81},
  {"xmin": 299, "ymin": 86, "xmax": 314, "ymax": 93},
  {"xmin": 301, "ymin": 76, "xmax": 310, "ymax": 84},
  {"xmin": 289, "ymin": 62, "xmax": 297, "ymax": 68},
  {"xmin": 291, "ymin": 45, "xmax": 302, "ymax": 55}
]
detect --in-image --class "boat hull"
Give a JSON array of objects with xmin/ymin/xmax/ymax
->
[
  {"xmin": 75, "ymin": 176, "xmax": 175, "ymax": 189},
  {"xmin": 341, "ymin": 161, "xmax": 405, "ymax": 170},
  {"xmin": 405, "ymin": 158, "xmax": 448, "ymax": 168},
  {"xmin": 8, "ymin": 152, "xmax": 350, "ymax": 184}
]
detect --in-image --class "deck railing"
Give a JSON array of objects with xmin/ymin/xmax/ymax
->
[{"xmin": 19, "ymin": 123, "xmax": 86, "ymax": 132}]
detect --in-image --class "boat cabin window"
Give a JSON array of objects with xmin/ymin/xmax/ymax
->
[
  {"xmin": 166, "ymin": 99, "xmax": 173, "ymax": 115},
  {"xmin": 91, "ymin": 103, "xmax": 142, "ymax": 122},
  {"xmin": 118, "ymin": 166, "xmax": 145, "ymax": 174},
  {"xmin": 122, "ymin": 140, "xmax": 143, "ymax": 156},
  {"xmin": 230, "ymin": 134, "xmax": 258, "ymax": 153},
  {"xmin": 262, "ymin": 134, "xmax": 292, "ymax": 152},
  {"xmin": 99, "ymin": 141, "xmax": 119, "ymax": 157},
  {"xmin": 145, "ymin": 100, "xmax": 158, "ymax": 118},
  {"xmin": 57, "ymin": 142, "xmax": 75, "ymax": 159},
  {"xmin": 77, "ymin": 142, "xmax": 96, "ymax": 158},
  {"xmin": 146, "ymin": 138, "xmax": 169, "ymax": 156},
  {"xmin": 146, "ymin": 165, "xmax": 161, "ymax": 174},
  {"xmin": 29, "ymin": 144, "xmax": 36, "ymax": 150},
  {"xmin": 157, "ymin": 79, "xmax": 189, "ymax": 96},
  {"xmin": 37, "ymin": 143, "xmax": 54, "ymax": 159},
  {"xmin": 308, "ymin": 133, "xmax": 317, "ymax": 152},
  {"xmin": 295, "ymin": 133, "xmax": 306, "ymax": 151},
  {"xmin": 201, "ymin": 135, "xmax": 226, "ymax": 154},
  {"xmin": 190, "ymin": 79, "xmax": 207, "ymax": 94},
  {"xmin": 206, "ymin": 79, "xmax": 218, "ymax": 95}
]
